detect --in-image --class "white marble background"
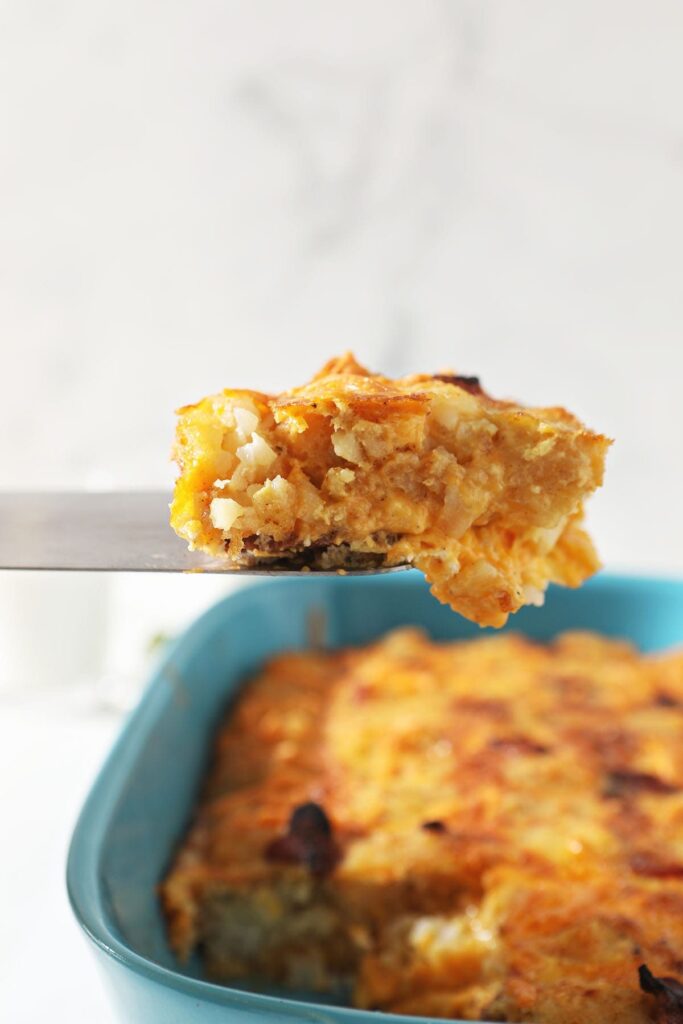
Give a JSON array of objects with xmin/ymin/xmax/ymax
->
[
  {"xmin": 1, "ymin": 2, "xmax": 683, "ymax": 1021},
  {"xmin": 3, "ymin": 2, "xmax": 683, "ymax": 533}
]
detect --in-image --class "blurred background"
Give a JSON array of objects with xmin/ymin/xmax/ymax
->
[{"xmin": 1, "ymin": 1, "xmax": 682, "ymax": 1020}]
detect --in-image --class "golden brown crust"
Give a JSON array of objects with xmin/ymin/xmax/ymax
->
[
  {"xmin": 162, "ymin": 630, "xmax": 683, "ymax": 1021},
  {"xmin": 170, "ymin": 354, "xmax": 610, "ymax": 626}
]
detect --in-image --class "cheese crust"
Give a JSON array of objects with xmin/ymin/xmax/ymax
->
[
  {"xmin": 162, "ymin": 629, "xmax": 683, "ymax": 1022},
  {"xmin": 170, "ymin": 354, "xmax": 609, "ymax": 626}
]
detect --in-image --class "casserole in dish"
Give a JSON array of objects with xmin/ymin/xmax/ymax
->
[{"xmin": 67, "ymin": 573, "xmax": 683, "ymax": 1023}]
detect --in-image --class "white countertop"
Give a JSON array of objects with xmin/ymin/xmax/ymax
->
[{"xmin": 1, "ymin": 687, "xmax": 119, "ymax": 1023}]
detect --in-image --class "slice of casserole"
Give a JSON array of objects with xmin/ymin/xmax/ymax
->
[
  {"xmin": 162, "ymin": 629, "xmax": 683, "ymax": 1023},
  {"xmin": 170, "ymin": 353, "xmax": 609, "ymax": 626}
]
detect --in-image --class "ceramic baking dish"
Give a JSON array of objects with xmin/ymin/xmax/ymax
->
[{"xmin": 67, "ymin": 572, "xmax": 683, "ymax": 1024}]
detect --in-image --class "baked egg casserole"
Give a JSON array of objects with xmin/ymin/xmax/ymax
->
[
  {"xmin": 170, "ymin": 354, "xmax": 609, "ymax": 626},
  {"xmin": 162, "ymin": 629, "xmax": 683, "ymax": 1023}
]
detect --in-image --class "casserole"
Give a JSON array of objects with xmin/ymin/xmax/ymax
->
[
  {"xmin": 67, "ymin": 572, "xmax": 683, "ymax": 1023},
  {"xmin": 170, "ymin": 353, "xmax": 609, "ymax": 624}
]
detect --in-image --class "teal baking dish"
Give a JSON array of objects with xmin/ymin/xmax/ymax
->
[{"xmin": 67, "ymin": 572, "xmax": 683, "ymax": 1024}]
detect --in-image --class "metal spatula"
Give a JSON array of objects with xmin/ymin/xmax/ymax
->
[{"xmin": 0, "ymin": 492, "xmax": 410, "ymax": 575}]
